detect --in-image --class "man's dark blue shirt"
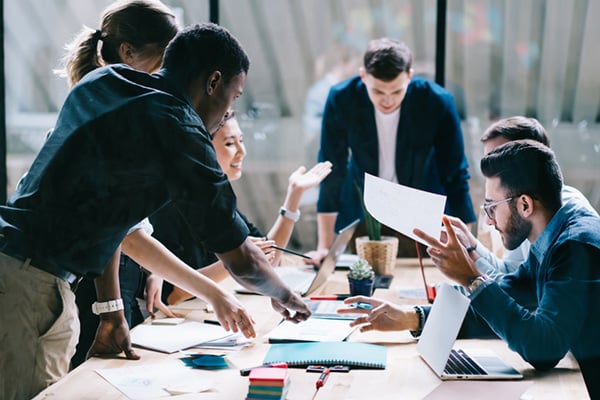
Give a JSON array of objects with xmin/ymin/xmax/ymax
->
[{"xmin": 0, "ymin": 64, "xmax": 249, "ymax": 277}]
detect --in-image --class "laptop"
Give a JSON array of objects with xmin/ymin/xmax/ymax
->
[
  {"xmin": 235, "ymin": 219, "xmax": 359, "ymax": 296},
  {"xmin": 417, "ymin": 283, "xmax": 523, "ymax": 380}
]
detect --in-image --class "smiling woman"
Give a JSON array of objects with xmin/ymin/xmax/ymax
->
[{"xmin": 212, "ymin": 112, "xmax": 247, "ymax": 181}]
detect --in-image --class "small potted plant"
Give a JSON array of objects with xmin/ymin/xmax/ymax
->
[{"xmin": 347, "ymin": 258, "xmax": 375, "ymax": 296}]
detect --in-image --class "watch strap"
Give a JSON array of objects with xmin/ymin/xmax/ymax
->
[
  {"xmin": 92, "ymin": 298, "xmax": 124, "ymax": 315},
  {"xmin": 467, "ymin": 275, "xmax": 490, "ymax": 295},
  {"xmin": 279, "ymin": 206, "xmax": 301, "ymax": 222}
]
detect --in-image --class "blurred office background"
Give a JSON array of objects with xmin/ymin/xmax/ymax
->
[{"xmin": 4, "ymin": 0, "xmax": 599, "ymax": 251}]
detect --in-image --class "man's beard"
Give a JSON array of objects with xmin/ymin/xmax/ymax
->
[{"xmin": 501, "ymin": 203, "xmax": 531, "ymax": 251}]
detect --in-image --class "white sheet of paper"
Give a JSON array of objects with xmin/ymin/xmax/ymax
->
[
  {"xmin": 363, "ymin": 173, "xmax": 446, "ymax": 245},
  {"xmin": 130, "ymin": 321, "xmax": 234, "ymax": 353},
  {"xmin": 96, "ymin": 361, "xmax": 216, "ymax": 399},
  {"xmin": 267, "ymin": 318, "xmax": 356, "ymax": 343}
]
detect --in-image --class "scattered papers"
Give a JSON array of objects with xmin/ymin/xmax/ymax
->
[
  {"xmin": 96, "ymin": 361, "xmax": 216, "ymax": 399},
  {"xmin": 363, "ymin": 173, "xmax": 446, "ymax": 246},
  {"xmin": 197, "ymin": 331, "xmax": 253, "ymax": 351},
  {"xmin": 130, "ymin": 321, "xmax": 237, "ymax": 353},
  {"xmin": 267, "ymin": 317, "xmax": 356, "ymax": 343}
]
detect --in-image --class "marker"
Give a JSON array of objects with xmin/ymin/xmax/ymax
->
[
  {"xmin": 269, "ymin": 245, "xmax": 312, "ymax": 260},
  {"xmin": 307, "ymin": 365, "xmax": 350, "ymax": 373},
  {"xmin": 309, "ymin": 295, "xmax": 350, "ymax": 301},
  {"xmin": 314, "ymin": 368, "xmax": 330, "ymax": 397},
  {"xmin": 352, "ymin": 302, "xmax": 373, "ymax": 310},
  {"xmin": 239, "ymin": 362, "xmax": 288, "ymax": 376}
]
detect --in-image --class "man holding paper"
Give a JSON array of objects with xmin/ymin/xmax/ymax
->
[
  {"xmin": 341, "ymin": 140, "xmax": 600, "ymax": 398},
  {"xmin": 312, "ymin": 37, "xmax": 475, "ymax": 263}
]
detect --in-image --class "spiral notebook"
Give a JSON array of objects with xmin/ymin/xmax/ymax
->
[{"xmin": 263, "ymin": 342, "xmax": 387, "ymax": 369}]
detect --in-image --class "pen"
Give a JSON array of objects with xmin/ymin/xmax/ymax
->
[
  {"xmin": 312, "ymin": 367, "xmax": 330, "ymax": 399},
  {"xmin": 269, "ymin": 244, "xmax": 312, "ymax": 260},
  {"xmin": 309, "ymin": 295, "xmax": 350, "ymax": 300},
  {"xmin": 239, "ymin": 362, "xmax": 288, "ymax": 376},
  {"xmin": 353, "ymin": 302, "xmax": 373, "ymax": 310}
]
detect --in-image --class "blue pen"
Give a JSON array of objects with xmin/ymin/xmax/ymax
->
[{"xmin": 355, "ymin": 302, "xmax": 373, "ymax": 310}]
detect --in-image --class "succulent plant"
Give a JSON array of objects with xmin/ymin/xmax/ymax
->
[
  {"xmin": 355, "ymin": 181, "xmax": 381, "ymax": 241},
  {"xmin": 348, "ymin": 258, "xmax": 375, "ymax": 281}
]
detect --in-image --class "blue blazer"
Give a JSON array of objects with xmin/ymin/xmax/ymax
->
[{"xmin": 317, "ymin": 76, "xmax": 476, "ymax": 231}]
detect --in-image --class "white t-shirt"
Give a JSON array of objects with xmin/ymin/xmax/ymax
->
[{"xmin": 375, "ymin": 107, "xmax": 400, "ymax": 183}]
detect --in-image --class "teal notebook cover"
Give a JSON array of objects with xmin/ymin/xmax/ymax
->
[{"xmin": 263, "ymin": 342, "xmax": 386, "ymax": 369}]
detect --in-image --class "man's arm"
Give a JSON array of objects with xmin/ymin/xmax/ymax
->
[
  {"xmin": 122, "ymin": 230, "xmax": 257, "ymax": 337},
  {"xmin": 216, "ymin": 237, "xmax": 311, "ymax": 322},
  {"xmin": 313, "ymin": 85, "xmax": 351, "ymax": 263},
  {"xmin": 87, "ymin": 247, "xmax": 140, "ymax": 360}
]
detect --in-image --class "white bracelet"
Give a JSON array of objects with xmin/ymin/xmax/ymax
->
[
  {"xmin": 279, "ymin": 206, "xmax": 301, "ymax": 222},
  {"xmin": 92, "ymin": 298, "xmax": 124, "ymax": 315}
]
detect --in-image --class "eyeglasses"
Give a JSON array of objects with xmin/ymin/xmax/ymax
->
[{"xmin": 481, "ymin": 197, "xmax": 513, "ymax": 220}]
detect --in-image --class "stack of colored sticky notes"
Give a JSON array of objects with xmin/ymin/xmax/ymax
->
[
  {"xmin": 180, "ymin": 354, "xmax": 230, "ymax": 370},
  {"xmin": 246, "ymin": 367, "xmax": 290, "ymax": 399}
]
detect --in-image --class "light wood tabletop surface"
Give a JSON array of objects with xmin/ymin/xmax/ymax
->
[{"xmin": 33, "ymin": 258, "xmax": 588, "ymax": 400}]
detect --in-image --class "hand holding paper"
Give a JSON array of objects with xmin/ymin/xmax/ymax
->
[{"xmin": 363, "ymin": 173, "xmax": 446, "ymax": 246}]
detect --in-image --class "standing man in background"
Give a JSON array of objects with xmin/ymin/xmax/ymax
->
[{"xmin": 312, "ymin": 38, "xmax": 476, "ymax": 263}]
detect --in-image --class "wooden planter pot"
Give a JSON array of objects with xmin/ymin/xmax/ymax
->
[{"xmin": 355, "ymin": 236, "xmax": 399, "ymax": 276}]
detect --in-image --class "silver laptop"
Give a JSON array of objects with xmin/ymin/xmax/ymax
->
[
  {"xmin": 235, "ymin": 219, "xmax": 359, "ymax": 296},
  {"xmin": 417, "ymin": 283, "xmax": 523, "ymax": 380}
]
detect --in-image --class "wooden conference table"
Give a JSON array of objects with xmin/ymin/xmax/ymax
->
[{"xmin": 34, "ymin": 258, "xmax": 588, "ymax": 400}]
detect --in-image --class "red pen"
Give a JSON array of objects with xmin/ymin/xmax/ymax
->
[
  {"xmin": 316, "ymin": 368, "xmax": 330, "ymax": 389},
  {"xmin": 309, "ymin": 295, "xmax": 350, "ymax": 300}
]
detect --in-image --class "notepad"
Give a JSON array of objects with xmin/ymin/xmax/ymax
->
[
  {"xmin": 267, "ymin": 318, "xmax": 356, "ymax": 343},
  {"xmin": 130, "ymin": 321, "xmax": 235, "ymax": 353},
  {"xmin": 263, "ymin": 342, "xmax": 387, "ymax": 369}
]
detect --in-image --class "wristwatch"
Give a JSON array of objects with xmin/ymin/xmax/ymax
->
[
  {"xmin": 92, "ymin": 298, "xmax": 124, "ymax": 315},
  {"xmin": 279, "ymin": 206, "xmax": 301, "ymax": 222},
  {"xmin": 467, "ymin": 275, "xmax": 490, "ymax": 295}
]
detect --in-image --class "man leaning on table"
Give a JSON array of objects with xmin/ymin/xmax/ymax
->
[
  {"xmin": 341, "ymin": 139, "xmax": 600, "ymax": 399},
  {"xmin": 311, "ymin": 37, "xmax": 476, "ymax": 262},
  {"xmin": 0, "ymin": 23, "xmax": 310, "ymax": 400}
]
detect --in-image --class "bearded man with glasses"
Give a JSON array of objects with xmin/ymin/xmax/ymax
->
[{"xmin": 341, "ymin": 139, "xmax": 600, "ymax": 399}]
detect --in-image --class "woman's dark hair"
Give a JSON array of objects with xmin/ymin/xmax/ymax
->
[
  {"xmin": 58, "ymin": 0, "xmax": 178, "ymax": 87},
  {"xmin": 363, "ymin": 38, "xmax": 412, "ymax": 81},
  {"xmin": 481, "ymin": 139, "xmax": 563, "ymax": 213},
  {"xmin": 162, "ymin": 23, "xmax": 250, "ymax": 86}
]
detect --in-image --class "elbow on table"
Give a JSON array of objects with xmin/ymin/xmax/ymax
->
[{"xmin": 527, "ymin": 358, "xmax": 560, "ymax": 372}]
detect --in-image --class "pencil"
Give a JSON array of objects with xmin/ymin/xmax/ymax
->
[{"xmin": 269, "ymin": 244, "xmax": 312, "ymax": 260}]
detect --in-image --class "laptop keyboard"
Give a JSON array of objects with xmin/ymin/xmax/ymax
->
[{"xmin": 444, "ymin": 349, "xmax": 487, "ymax": 376}]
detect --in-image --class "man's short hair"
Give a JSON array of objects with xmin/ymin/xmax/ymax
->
[
  {"xmin": 363, "ymin": 38, "xmax": 412, "ymax": 81},
  {"xmin": 162, "ymin": 22, "xmax": 250, "ymax": 86},
  {"xmin": 481, "ymin": 116, "xmax": 550, "ymax": 147},
  {"xmin": 481, "ymin": 139, "xmax": 563, "ymax": 213}
]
